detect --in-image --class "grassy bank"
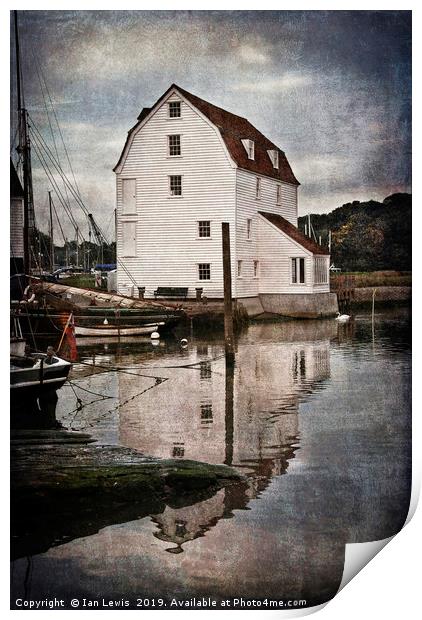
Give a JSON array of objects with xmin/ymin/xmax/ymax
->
[
  {"xmin": 54, "ymin": 274, "xmax": 107, "ymax": 289},
  {"xmin": 331, "ymin": 270, "xmax": 411, "ymax": 289}
]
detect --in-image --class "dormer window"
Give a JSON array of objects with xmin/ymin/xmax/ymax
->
[
  {"xmin": 241, "ymin": 139, "xmax": 255, "ymax": 160},
  {"xmin": 268, "ymin": 149, "xmax": 279, "ymax": 169},
  {"xmin": 168, "ymin": 101, "xmax": 181, "ymax": 118}
]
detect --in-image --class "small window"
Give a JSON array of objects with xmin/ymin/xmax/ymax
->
[
  {"xmin": 247, "ymin": 218, "xmax": 252, "ymax": 240},
  {"xmin": 174, "ymin": 520, "xmax": 187, "ymax": 537},
  {"xmin": 169, "ymin": 175, "xmax": 182, "ymax": 196},
  {"xmin": 200, "ymin": 402, "xmax": 213, "ymax": 423},
  {"xmin": 168, "ymin": 134, "xmax": 181, "ymax": 156},
  {"xmin": 198, "ymin": 263, "xmax": 211, "ymax": 280},
  {"xmin": 292, "ymin": 257, "xmax": 305, "ymax": 284},
  {"xmin": 172, "ymin": 444, "xmax": 185, "ymax": 458},
  {"xmin": 237, "ymin": 260, "xmax": 242, "ymax": 278},
  {"xmin": 168, "ymin": 101, "xmax": 181, "ymax": 117},
  {"xmin": 200, "ymin": 361, "xmax": 212, "ymax": 380},
  {"xmin": 241, "ymin": 139, "xmax": 255, "ymax": 160},
  {"xmin": 253, "ymin": 260, "xmax": 259, "ymax": 278},
  {"xmin": 247, "ymin": 141, "xmax": 254, "ymax": 160},
  {"xmin": 276, "ymin": 185, "xmax": 282, "ymax": 205},
  {"xmin": 198, "ymin": 221, "xmax": 211, "ymax": 238},
  {"xmin": 255, "ymin": 177, "xmax": 261, "ymax": 200},
  {"xmin": 268, "ymin": 149, "xmax": 279, "ymax": 169}
]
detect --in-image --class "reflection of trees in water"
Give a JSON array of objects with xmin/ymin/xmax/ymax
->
[{"xmin": 118, "ymin": 328, "xmax": 332, "ymax": 553}]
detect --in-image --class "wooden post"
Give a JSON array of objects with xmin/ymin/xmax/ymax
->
[
  {"xmin": 372, "ymin": 288, "xmax": 377, "ymax": 343},
  {"xmin": 222, "ymin": 222, "xmax": 235, "ymax": 365}
]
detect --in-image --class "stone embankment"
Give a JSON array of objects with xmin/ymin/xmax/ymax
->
[{"xmin": 353, "ymin": 286, "xmax": 411, "ymax": 304}]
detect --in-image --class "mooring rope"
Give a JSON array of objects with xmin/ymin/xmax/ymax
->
[{"xmin": 65, "ymin": 376, "xmax": 169, "ymax": 431}]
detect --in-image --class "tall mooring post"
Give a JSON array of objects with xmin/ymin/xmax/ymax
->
[{"xmin": 222, "ymin": 222, "xmax": 235, "ymax": 365}]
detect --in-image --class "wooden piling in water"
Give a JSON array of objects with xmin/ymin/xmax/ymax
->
[
  {"xmin": 334, "ymin": 274, "xmax": 356, "ymax": 313},
  {"xmin": 222, "ymin": 223, "xmax": 235, "ymax": 365}
]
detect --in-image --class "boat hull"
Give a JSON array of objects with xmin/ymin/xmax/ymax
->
[
  {"xmin": 74, "ymin": 322, "xmax": 164, "ymax": 337},
  {"xmin": 11, "ymin": 354, "xmax": 71, "ymax": 396}
]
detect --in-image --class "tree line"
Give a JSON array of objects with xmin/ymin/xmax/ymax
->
[{"xmin": 298, "ymin": 193, "xmax": 411, "ymax": 271}]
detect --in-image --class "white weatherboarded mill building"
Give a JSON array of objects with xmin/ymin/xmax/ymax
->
[{"xmin": 114, "ymin": 84, "xmax": 337, "ymax": 318}]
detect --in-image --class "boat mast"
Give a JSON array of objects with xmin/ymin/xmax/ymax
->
[
  {"xmin": 49, "ymin": 191, "xmax": 54, "ymax": 271},
  {"xmin": 14, "ymin": 11, "xmax": 35, "ymax": 275},
  {"xmin": 76, "ymin": 226, "xmax": 79, "ymax": 267}
]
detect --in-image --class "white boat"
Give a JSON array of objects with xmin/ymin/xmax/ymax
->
[
  {"xmin": 11, "ymin": 352, "xmax": 71, "ymax": 393},
  {"xmin": 74, "ymin": 322, "xmax": 164, "ymax": 337}
]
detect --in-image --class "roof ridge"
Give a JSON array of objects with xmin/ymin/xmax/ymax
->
[
  {"xmin": 174, "ymin": 84, "xmax": 283, "ymax": 151},
  {"xmin": 115, "ymin": 84, "xmax": 300, "ymax": 185},
  {"xmin": 219, "ymin": 126, "xmax": 285, "ymax": 154},
  {"xmin": 173, "ymin": 84, "xmax": 248, "ymax": 123}
]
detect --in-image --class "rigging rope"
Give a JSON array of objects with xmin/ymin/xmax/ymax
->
[
  {"xmin": 28, "ymin": 115, "xmax": 109, "ymax": 244},
  {"xmin": 34, "ymin": 59, "xmax": 73, "ymax": 217},
  {"xmin": 30, "ymin": 136, "xmax": 85, "ymax": 240},
  {"xmin": 32, "ymin": 49, "xmax": 83, "ymax": 200},
  {"xmin": 51, "ymin": 195, "xmax": 67, "ymax": 244}
]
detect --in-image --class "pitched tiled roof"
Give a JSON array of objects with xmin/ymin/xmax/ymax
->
[
  {"xmin": 259, "ymin": 211, "xmax": 329, "ymax": 255},
  {"xmin": 137, "ymin": 107, "xmax": 151, "ymax": 122},
  {"xmin": 176, "ymin": 85, "xmax": 299, "ymax": 186},
  {"xmin": 114, "ymin": 84, "xmax": 299, "ymax": 185}
]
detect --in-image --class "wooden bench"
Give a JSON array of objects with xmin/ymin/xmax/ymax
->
[{"xmin": 154, "ymin": 286, "xmax": 188, "ymax": 300}]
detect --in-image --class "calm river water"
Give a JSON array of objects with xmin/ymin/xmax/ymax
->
[{"xmin": 11, "ymin": 308, "xmax": 411, "ymax": 608}]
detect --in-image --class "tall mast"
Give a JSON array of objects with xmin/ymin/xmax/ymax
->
[
  {"xmin": 14, "ymin": 11, "xmax": 35, "ymax": 275},
  {"xmin": 49, "ymin": 191, "xmax": 54, "ymax": 271}
]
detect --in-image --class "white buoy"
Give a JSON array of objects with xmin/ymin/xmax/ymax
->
[
  {"xmin": 103, "ymin": 317, "xmax": 108, "ymax": 325},
  {"xmin": 180, "ymin": 338, "xmax": 188, "ymax": 345},
  {"xmin": 151, "ymin": 331, "xmax": 160, "ymax": 339}
]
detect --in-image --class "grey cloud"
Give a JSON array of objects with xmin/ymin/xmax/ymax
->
[{"xmin": 11, "ymin": 10, "xmax": 411, "ymax": 238}]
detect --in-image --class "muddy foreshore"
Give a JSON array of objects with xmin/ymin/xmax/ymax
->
[{"xmin": 11, "ymin": 430, "xmax": 244, "ymax": 560}]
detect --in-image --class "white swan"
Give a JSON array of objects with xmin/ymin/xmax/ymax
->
[{"xmin": 335, "ymin": 312, "xmax": 350, "ymax": 322}]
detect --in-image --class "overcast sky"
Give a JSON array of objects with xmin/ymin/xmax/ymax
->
[{"xmin": 11, "ymin": 10, "xmax": 411, "ymax": 242}]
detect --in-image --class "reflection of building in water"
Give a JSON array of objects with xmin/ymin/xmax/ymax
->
[
  {"xmin": 232, "ymin": 338, "xmax": 330, "ymax": 476},
  {"xmin": 151, "ymin": 489, "xmax": 226, "ymax": 554},
  {"xmin": 119, "ymin": 332, "xmax": 331, "ymax": 472},
  {"xmin": 117, "ymin": 324, "xmax": 332, "ymax": 551}
]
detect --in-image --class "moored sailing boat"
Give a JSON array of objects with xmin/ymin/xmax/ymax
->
[{"xmin": 11, "ymin": 12, "xmax": 72, "ymax": 400}]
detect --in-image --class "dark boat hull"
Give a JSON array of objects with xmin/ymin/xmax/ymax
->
[{"xmin": 10, "ymin": 354, "xmax": 71, "ymax": 398}]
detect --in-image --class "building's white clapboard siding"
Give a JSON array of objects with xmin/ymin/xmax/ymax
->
[
  {"xmin": 10, "ymin": 197, "xmax": 24, "ymax": 259},
  {"xmin": 234, "ymin": 168, "xmax": 298, "ymax": 298},
  {"xmin": 257, "ymin": 216, "xmax": 329, "ymax": 294},
  {"xmin": 116, "ymin": 93, "xmax": 236, "ymax": 298}
]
